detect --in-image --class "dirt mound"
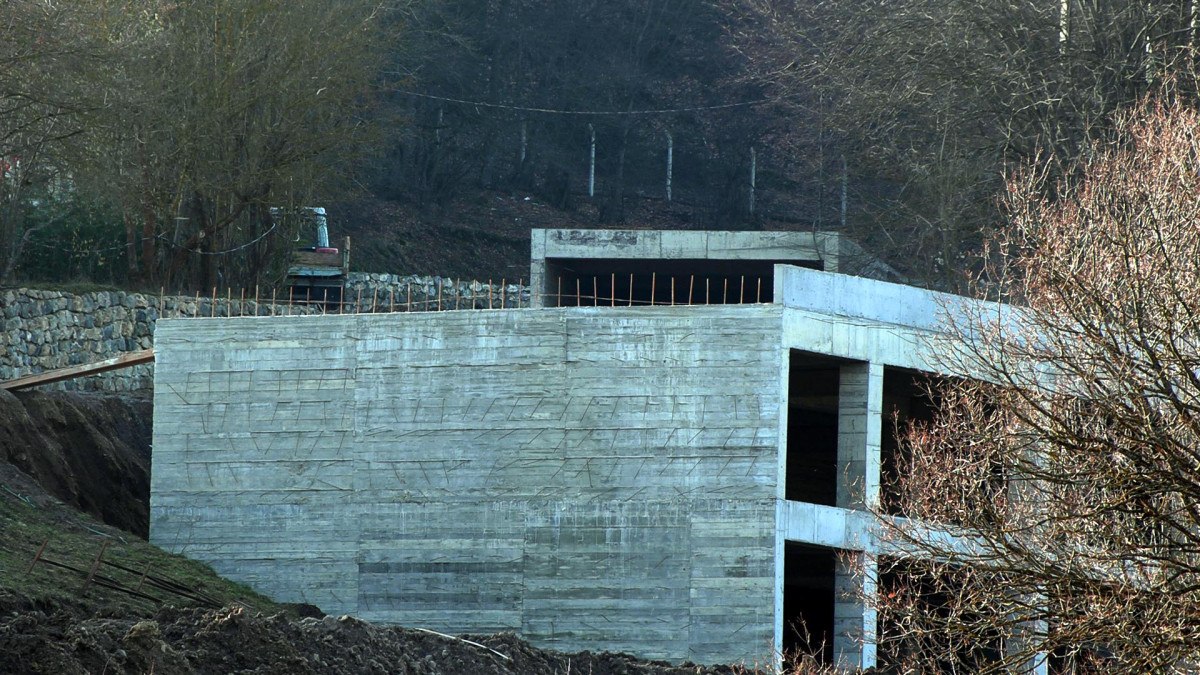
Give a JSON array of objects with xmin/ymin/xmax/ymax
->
[
  {"xmin": 0, "ymin": 604, "xmax": 742, "ymax": 675},
  {"xmin": 0, "ymin": 390, "xmax": 150, "ymax": 537}
]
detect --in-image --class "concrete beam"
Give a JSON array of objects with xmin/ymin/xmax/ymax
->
[
  {"xmin": 777, "ymin": 500, "xmax": 873, "ymax": 551},
  {"xmin": 2, "ymin": 349, "xmax": 154, "ymax": 391}
]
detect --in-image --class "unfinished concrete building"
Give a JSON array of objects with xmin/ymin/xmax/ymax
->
[{"xmin": 151, "ymin": 229, "xmax": 972, "ymax": 669}]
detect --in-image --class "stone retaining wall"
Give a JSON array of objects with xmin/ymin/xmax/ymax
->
[
  {"xmin": 344, "ymin": 273, "xmax": 530, "ymax": 311},
  {"xmin": 1, "ymin": 275, "xmax": 533, "ymax": 392},
  {"xmin": 0, "ymin": 289, "xmax": 317, "ymax": 391}
]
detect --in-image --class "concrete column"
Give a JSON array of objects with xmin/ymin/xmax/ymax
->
[
  {"xmin": 834, "ymin": 552, "xmax": 877, "ymax": 671},
  {"xmin": 836, "ymin": 362, "xmax": 883, "ymax": 510},
  {"xmin": 1008, "ymin": 627, "xmax": 1050, "ymax": 674},
  {"xmin": 1007, "ymin": 598, "xmax": 1050, "ymax": 674},
  {"xmin": 833, "ymin": 362, "xmax": 882, "ymax": 671},
  {"xmin": 1009, "ymin": 444, "xmax": 1050, "ymax": 673},
  {"xmin": 529, "ymin": 230, "xmax": 547, "ymax": 308}
]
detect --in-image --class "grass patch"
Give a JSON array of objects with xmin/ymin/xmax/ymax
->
[{"xmin": 0, "ymin": 485, "xmax": 281, "ymax": 617}]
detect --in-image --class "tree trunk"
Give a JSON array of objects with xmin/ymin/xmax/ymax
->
[
  {"xmin": 601, "ymin": 121, "xmax": 633, "ymax": 223},
  {"xmin": 165, "ymin": 193, "xmax": 253, "ymax": 288},
  {"xmin": 136, "ymin": 136, "xmax": 158, "ymax": 282},
  {"xmin": 125, "ymin": 211, "xmax": 139, "ymax": 278},
  {"xmin": 587, "ymin": 124, "xmax": 596, "ymax": 198},
  {"xmin": 665, "ymin": 130, "xmax": 673, "ymax": 202},
  {"xmin": 140, "ymin": 210, "xmax": 156, "ymax": 283},
  {"xmin": 0, "ymin": 228, "xmax": 27, "ymax": 286},
  {"xmin": 748, "ymin": 146, "xmax": 757, "ymax": 216}
]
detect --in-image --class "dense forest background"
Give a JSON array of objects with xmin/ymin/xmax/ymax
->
[{"xmin": 4, "ymin": 0, "xmax": 1198, "ymax": 293}]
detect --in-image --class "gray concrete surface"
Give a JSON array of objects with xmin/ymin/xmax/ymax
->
[
  {"xmin": 152, "ymin": 306, "xmax": 784, "ymax": 664},
  {"xmin": 151, "ymin": 257, "xmax": 1013, "ymax": 670},
  {"xmin": 530, "ymin": 229, "xmax": 840, "ymax": 307}
]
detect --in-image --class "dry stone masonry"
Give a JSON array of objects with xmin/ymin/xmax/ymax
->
[
  {"xmin": 2, "ymin": 275, "xmax": 531, "ymax": 391},
  {"xmin": 345, "ymin": 274, "xmax": 531, "ymax": 311}
]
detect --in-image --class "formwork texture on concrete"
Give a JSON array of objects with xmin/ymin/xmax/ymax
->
[{"xmin": 151, "ymin": 306, "xmax": 785, "ymax": 665}]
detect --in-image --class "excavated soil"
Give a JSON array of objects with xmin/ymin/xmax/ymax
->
[
  {"xmin": 0, "ymin": 389, "xmax": 151, "ymax": 537},
  {"xmin": 0, "ymin": 603, "xmax": 743, "ymax": 675}
]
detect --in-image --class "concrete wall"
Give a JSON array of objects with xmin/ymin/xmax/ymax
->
[
  {"xmin": 530, "ymin": 229, "xmax": 840, "ymax": 307},
  {"xmin": 771, "ymin": 264, "xmax": 1014, "ymax": 671},
  {"xmin": 151, "ymin": 305, "xmax": 784, "ymax": 664},
  {"xmin": 0, "ymin": 288, "xmax": 321, "ymax": 391},
  {"xmin": 1, "ymin": 277, "xmax": 529, "ymax": 392},
  {"xmin": 773, "ymin": 264, "xmax": 1012, "ymax": 378},
  {"xmin": 532, "ymin": 229, "xmax": 840, "ymax": 263}
]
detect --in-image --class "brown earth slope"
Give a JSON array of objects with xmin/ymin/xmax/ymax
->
[
  {"xmin": 2, "ymin": 605, "xmax": 748, "ymax": 675},
  {"xmin": 0, "ymin": 390, "xmax": 151, "ymax": 537}
]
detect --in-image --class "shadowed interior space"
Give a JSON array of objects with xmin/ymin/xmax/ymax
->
[
  {"xmin": 881, "ymin": 367, "xmax": 943, "ymax": 516},
  {"xmin": 783, "ymin": 542, "xmax": 836, "ymax": 664},
  {"xmin": 543, "ymin": 257, "xmax": 823, "ymax": 307},
  {"xmin": 786, "ymin": 351, "xmax": 843, "ymax": 506},
  {"xmin": 878, "ymin": 557, "xmax": 1003, "ymax": 672}
]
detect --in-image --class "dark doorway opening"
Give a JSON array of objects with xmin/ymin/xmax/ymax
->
[
  {"xmin": 881, "ymin": 367, "xmax": 943, "ymax": 515},
  {"xmin": 783, "ymin": 542, "xmax": 836, "ymax": 664},
  {"xmin": 786, "ymin": 351, "xmax": 842, "ymax": 505}
]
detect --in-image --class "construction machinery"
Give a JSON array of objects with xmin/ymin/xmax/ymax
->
[{"xmin": 282, "ymin": 207, "xmax": 349, "ymax": 306}]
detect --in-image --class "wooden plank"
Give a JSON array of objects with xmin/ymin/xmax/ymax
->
[
  {"xmin": 1, "ymin": 349, "xmax": 155, "ymax": 391},
  {"xmin": 286, "ymin": 266, "xmax": 343, "ymax": 278},
  {"xmin": 291, "ymin": 250, "xmax": 342, "ymax": 267}
]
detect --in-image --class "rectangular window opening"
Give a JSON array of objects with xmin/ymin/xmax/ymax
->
[
  {"xmin": 786, "ymin": 351, "xmax": 842, "ymax": 505},
  {"xmin": 878, "ymin": 557, "xmax": 1003, "ymax": 671},
  {"xmin": 783, "ymin": 542, "xmax": 835, "ymax": 665}
]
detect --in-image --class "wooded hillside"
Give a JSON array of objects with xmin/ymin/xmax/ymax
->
[{"xmin": 4, "ymin": 0, "xmax": 1197, "ymax": 291}]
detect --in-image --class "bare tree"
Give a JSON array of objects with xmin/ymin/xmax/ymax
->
[
  {"xmin": 728, "ymin": 0, "xmax": 1200, "ymax": 291},
  {"xmin": 877, "ymin": 93, "xmax": 1200, "ymax": 673},
  {"xmin": 0, "ymin": 1, "xmax": 99, "ymax": 284},
  {"xmin": 77, "ymin": 0, "xmax": 405, "ymax": 289},
  {"xmin": 0, "ymin": 0, "xmax": 406, "ymax": 289}
]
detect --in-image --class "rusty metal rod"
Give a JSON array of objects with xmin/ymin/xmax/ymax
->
[
  {"xmin": 27, "ymin": 539, "xmax": 48, "ymax": 575},
  {"xmin": 83, "ymin": 541, "xmax": 110, "ymax": 589}
]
